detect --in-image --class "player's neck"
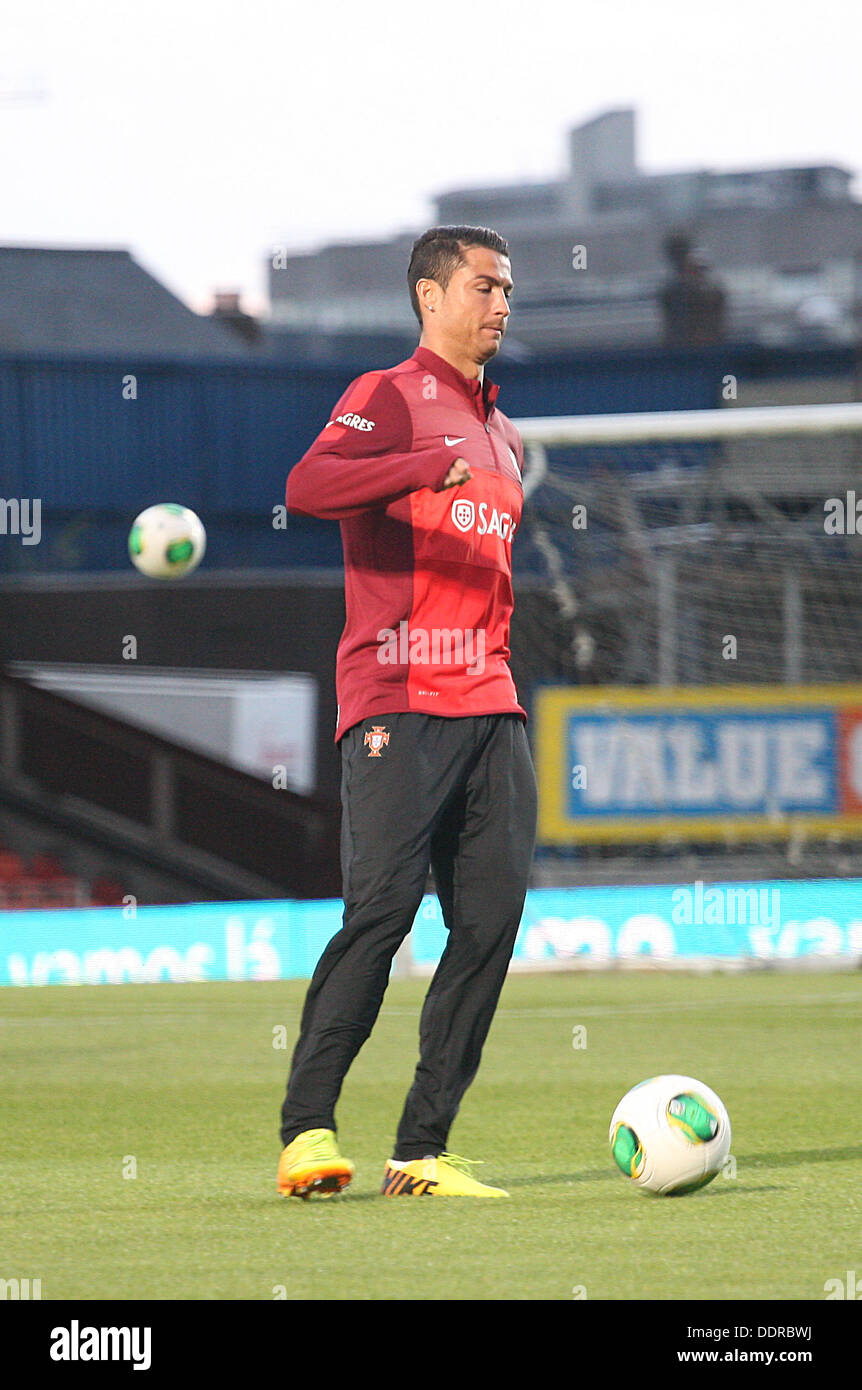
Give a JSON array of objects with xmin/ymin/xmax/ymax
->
[{"xmin": 419, "ymin": 333, "xmax": 483, "ymax": 384}]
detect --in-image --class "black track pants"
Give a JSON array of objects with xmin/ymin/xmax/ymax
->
[{"xmin": 279, "ymin": 712, "xmax": 538, "ymax": 1159}]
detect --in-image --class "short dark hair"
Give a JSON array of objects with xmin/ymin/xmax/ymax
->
[{"xmin": 407, "ymin": 225, "xmax": 510, "ymax": 325}]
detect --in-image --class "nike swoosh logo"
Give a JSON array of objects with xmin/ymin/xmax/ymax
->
[{"xmin": 444, "ymin": 436, "xmax": 467, "ymax": 446}]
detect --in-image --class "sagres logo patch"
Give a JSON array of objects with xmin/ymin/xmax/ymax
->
[
  {"xmin": 449, "ymin": 496, "xmax": 516, "ymax": 540},
  {"xmin": 451, "ymin": 497, "xmax": 475, "ymax": 532},
  {"xmin": 326, "ymin": 412, "xmax": 375, "ymax": 431},
  {"xmin": 364, "ymin": 725, "xmax": 390, "ymax": 757}
]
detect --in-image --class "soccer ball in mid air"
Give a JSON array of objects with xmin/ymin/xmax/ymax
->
[
  {"xmin": 609, "ymin": 1074, "xmax": 731, "ymax": 1195},
  {"xmin": 128, "ymin": 503, "xmax": 206, "ymax": 579}
]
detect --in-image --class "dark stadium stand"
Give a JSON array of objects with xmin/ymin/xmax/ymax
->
[{"xmin": 0, "ymin": 667, "xmax": 341, "ymax": 904}]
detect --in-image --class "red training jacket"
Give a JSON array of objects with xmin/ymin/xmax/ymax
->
[{"xmin": 286, "ymin": 345, "xmax": 528, "ymax": 741}]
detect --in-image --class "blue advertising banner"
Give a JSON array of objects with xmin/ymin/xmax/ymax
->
[
  {"xmin": 534, "ymin": 684, "xmax": 862, "ymax": 844},
  {"xmin": 2, "ymin": 878, "xmax": 860, "ymax": 985}
]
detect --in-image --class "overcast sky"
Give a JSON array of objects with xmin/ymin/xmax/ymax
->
[{"xmin": 3, "ymin": 0, "xmax": 861, "ymax": 314}]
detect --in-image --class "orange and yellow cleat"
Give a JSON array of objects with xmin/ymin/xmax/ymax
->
[{"xmin": 277, "ymin": 1128, "xmax": 354, "ymax": 1199}]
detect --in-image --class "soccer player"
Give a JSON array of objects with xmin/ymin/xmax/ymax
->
[{"xmin": 277, "ymin": 226, "xmax": 537, "ymax": 1199}]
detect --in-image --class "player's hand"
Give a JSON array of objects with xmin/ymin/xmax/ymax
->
[{"xmin": 442, "ymin": 458, "xmax": 472, "ymax": 488}]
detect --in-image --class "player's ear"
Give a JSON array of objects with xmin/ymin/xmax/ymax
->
[{"xmin": 416, "ymin": 277, "xmax": 440, "ymax": 317}]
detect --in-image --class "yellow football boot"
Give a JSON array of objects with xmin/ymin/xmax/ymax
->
[
  {"xmin": 381, "ymin": 1151, "xmax": 508, "ymax": 1197},
  {"xmin": 277, "ymin": 1128, "xmax": 354, "ymax": 1199}
]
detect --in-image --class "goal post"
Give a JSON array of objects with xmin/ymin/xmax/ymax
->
[{"xmin": 516, "ymin": 400, "xmax": 862, "ymax": 451}]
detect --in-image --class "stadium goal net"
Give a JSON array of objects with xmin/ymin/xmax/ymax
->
[{"xmin": 512, "ymin": 399, "xmax": 862, "ymax": 886}]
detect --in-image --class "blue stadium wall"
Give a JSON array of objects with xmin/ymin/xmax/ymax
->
[{"xmin": 0, "ymin": 342, "xmax": 857, "ymax": 576}]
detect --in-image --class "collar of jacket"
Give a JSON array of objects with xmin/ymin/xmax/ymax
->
[{"xmin": 411, "ymin": 345, "xmax": 500, "ymax": 419}]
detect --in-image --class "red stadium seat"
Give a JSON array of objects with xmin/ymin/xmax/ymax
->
[
  {"xmin": 29, "ymin": 853, "xmax": 67, "ymax": 880},
  {"xmin": 0, "ymin": 851, "xmax": 27, "ymax": 881},
  {"xmin": 89, "ymin": 876, "xmax": 126, "ymax": 907}
]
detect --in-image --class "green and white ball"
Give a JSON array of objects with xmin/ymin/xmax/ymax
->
[
  {"xmin": 128, "ymin": 503, "xmax": 206, "ymax": 579},
  {"xmin": 609, "ymin": 1074, "xmax": 731, "ymax": 1196}
]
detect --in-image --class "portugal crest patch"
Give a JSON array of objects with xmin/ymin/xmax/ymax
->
[{"xmin": 364, "ymin": 725, "xmax": 390, "ymax": 757}]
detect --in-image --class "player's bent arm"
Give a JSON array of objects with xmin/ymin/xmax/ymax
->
[
  {"xmin": 286, "ymin": 443, "xmax": 456, "ymax": 519},
  {"xmin": 286, "ymin": 373, "xmax": 456, "ymax": 520}
]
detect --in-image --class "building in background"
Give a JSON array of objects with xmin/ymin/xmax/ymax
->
[
  {"xmin": 209, "ymin": 289, "xmax": 262, "ymax": 346},
  {"xmin": 267, "ymin": 108, "xmax": 862, "ymax": 354},
  {"xmin": 0, "ymin": 245, "xmax": 253, "ymax": 358}
]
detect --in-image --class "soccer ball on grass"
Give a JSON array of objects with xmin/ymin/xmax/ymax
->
[{"xmin": 609, "ymin": 1073, "xmax": 731, "ymax": 1195}]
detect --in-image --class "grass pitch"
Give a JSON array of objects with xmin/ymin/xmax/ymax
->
[{"xmin": 1, "ymin": 968, "xmax": 860, "ymax": 1301}]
